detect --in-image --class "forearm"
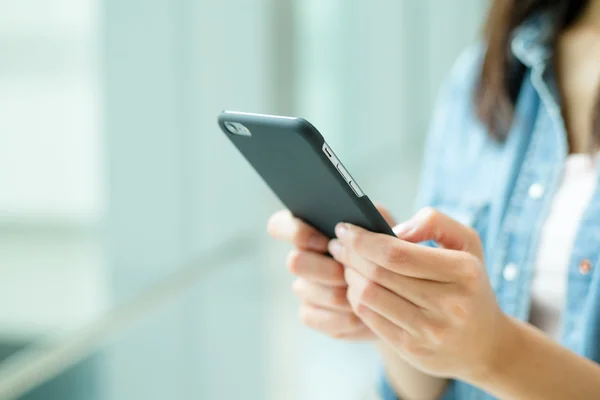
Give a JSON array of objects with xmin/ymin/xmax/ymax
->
[
  {"xmin": 469, "ymin": 317, "xmax": 600, "ymax": 399},
  {"xmin": 379, "ymin": 343, "xmax": 448, "ymax": 400}
]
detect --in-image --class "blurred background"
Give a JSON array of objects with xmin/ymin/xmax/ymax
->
[{"xmin": 0, "ymin": 1, "xmax": 487, "ymax": 399}]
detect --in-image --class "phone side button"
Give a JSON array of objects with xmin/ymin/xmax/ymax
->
[
  {"xmin": 336, "ymin": 163, "xmax": 350, "ymax": 181},
  {"xmin": 348, "ymin": 181, "xmax": 365, "ymax": 197}
]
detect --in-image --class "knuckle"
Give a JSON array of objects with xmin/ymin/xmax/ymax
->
[
  {"xmin": 465, "ymin": 226, "xmax": 479, "ymax": 240},
  {"xmin": 346, "ymin": 286, "xmax": 359, "ymax": 309},
  {"xmin": 449, "ymin": 301, "xmax": 471, "ymax": 325},
  {"xmin": 360, "ymin": 281, "xmax": 380, "ymax": 303},
  {"xmin": 355, "ymin": 304, "xmax": 370, "ymax": 318},
  {"xmin": 423, "ymin": 320, "xmax": 448, "ymax": 345},
  {"xmin": 382, "ymin": 243, "xmax": 408, "ymax": 265},
  {"xmin": 400, "ymin": 335, "xmax": 420, "ymax": 353},
  {"xmin": 330, "ymin": 318, "xmax": 359, "ymax": 338},
  {"xmin": 286, "ymin": 249, "xmax": 304, "ymax": 275},
  {"xmin": 414, "ymin": 286, "xmax": 434, "ymax": 308},
  {"xmin": 368, "ymin": 264, "xmax": 388, "ymax": 282},
  {"xmin": 465, "ymin": 227, "xmax": 485, "ymax": 257},
  {"xmin": 294, "ymin": 220, "xmax": 314, "ymax": 247},
  {"xmin": 390, "ymin": 327, "xmax": 410, "ymax": 349},
  {"xmin": 298, "ymin": 305, "xmax": 313, "ymax": 326},
  {"xmin": 418, "ymin": 207, "xmax": 440, "ymax": 226},
  {"xmin": 331, "ymin": 287, "xmax": 349, "ymax": 307},
  {"xmin": 402, "ymin": 339, "xmax": 434, "ymax": 357},
  {"xmin": 292, "ymin": 280, "xmax": 319, "ymax": 305},
  {"xmin": 348, "ymin": 229, "xmax": 365, "ymax": 249},
  {"xmin": 326, "ymin": 260, "xmax": 346, "ymax": 284},
  {"xmin": 334, "ymin": 242, "xmax": 348, "ymax": 263},
  {"xmin": 343, "ymin": 267, "xmax": 352, "ymax": 284},
  {"xmin": 330, "ymin": 330, "xmax": 346, "ymax": 339},
  {"xmin": 458, "ymin": 255, "xmax": 484, "ymax": 287},
  {"xmin": 346, "ymin": 286, "xmax": 353, "ymax": 302},
  {"xmin": 402, "ymin": 308, "xmax": 426, "ymax": 335},
  {"xmin": 345, "ymin": 313, "xmax": 362, "ymax": 328}
]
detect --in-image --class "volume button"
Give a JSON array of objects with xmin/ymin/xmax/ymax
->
[
  {"xmin": 336, "ymin": 163, "xmax": 350, "ymax": 181},
  {"xmin": 349, "ymin": 181, "xmax": 365, "ymax": 197}
]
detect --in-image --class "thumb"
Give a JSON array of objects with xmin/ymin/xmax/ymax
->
[{"xmin": 393, "ymin": 207, "xmax": 483, "ymax": 260}]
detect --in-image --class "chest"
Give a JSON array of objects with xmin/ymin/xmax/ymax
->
[
  {"xmin": 432, "ymin": 76, "xmax": 600, "ymax": 358},
  {"xmin": 556, "ymin": 32, "xmax": 600, "ymax": 152},
  {"xmin": 529, "ymin": 155, "xmax": 597, "ymax": 339}
]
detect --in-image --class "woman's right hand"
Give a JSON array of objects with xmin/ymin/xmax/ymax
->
[{"xmin": 267, "ymin": 209, "xmax": 375, "ymax": 340}]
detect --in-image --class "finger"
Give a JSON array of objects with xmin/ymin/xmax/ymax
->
[
  {"xmin": 292, "ymin": 279, "xmax": 352, "ymax": 312},
  {"xmin": 287, "ymin": 249, "xmax": 346, "ymax": 286},
  {"xmin": 354, "ymin": 304, "xmax": 432, "ymax": 358},
  {"xmin": 330, "ymin": 238, "xmax": 449, "ymax": 310},
  {"xmin": 356, "ymin": 304, "xmax": 405, "ymax": 348},
  {"xmin": 298, "ymin": 302, "xmax": 366, "ymax": 336},
  {"xmin": 329, "ymin": 238, "xmax": 378, "ymax": 278},
  {"xmin": 393, "ymin": 207, "xmax": 483, "ymax": 259},
  {"xmin": 336, "ymin": 247, "xmax": 448, "ymax": 311},
  {"xmin": 345, "ymin": 268, "xmax": 423, "ymax": 337},
  {"xmin": 336, "ymin": 328, "xmax": 375, "ymax": 341},
  {"xmin": 335, "ymin": 223, "xmax": 458, "ymax": 282},
  {"xmin": 374, "ymin": 202, "xmax": 397, "ymax": 226},
  {"xmin": 267, "ymin": 210, "xmax": 329, "ymax": 252}
]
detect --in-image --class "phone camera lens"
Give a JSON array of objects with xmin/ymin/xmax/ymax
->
[
  {"xmin": 225, "ymin": 122, "xmax": 239, "ymax": 134},
  {"xmin": 223, "ymin": 121, "xmax": 251, "ymax": 137}
]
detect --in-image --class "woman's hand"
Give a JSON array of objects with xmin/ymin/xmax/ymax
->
[
  {"xmin": 329, "ymin": 207, "xmax": 509, "ymax": 381},
  {"xmin": 267, "ymin": 209, "xmax": 377, "ymax": 340}
]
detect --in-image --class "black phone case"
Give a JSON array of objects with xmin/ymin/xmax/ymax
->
[{"xmin": 218, "ymin": 111, "xmax": 394, "ymax": 239}]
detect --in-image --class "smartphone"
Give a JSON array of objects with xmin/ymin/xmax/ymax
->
[{"xmin": 218, "ymin": 111, "xmax": 394, "ymax": 239}]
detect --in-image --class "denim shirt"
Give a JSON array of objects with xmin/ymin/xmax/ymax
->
[{"xmin": 379, "ymin": 14, "xmax": 600, "ymax": 400}]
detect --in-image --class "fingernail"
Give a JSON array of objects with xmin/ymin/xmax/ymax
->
[
  {"xmin": 335, "ymin": 223, "xmax": 350, "ymax": 240},
  {"xmin": 328, "ymin": 239, "xmax": 342, "ymax": 256},
  {"xmin": 393, "ymin": 220, "xmax": 415, "ymax": 237},
  {"xmin": 308, "ymin": 234, "xmax": 328, "ymax": 250}
]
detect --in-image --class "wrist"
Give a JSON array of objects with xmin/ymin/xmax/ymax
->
[{"xmin": 466, "ymin": 313, "xmax": 522, "ymax": 386}]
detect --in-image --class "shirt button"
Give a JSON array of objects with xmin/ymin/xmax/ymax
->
[
  {"xmin": 528, "ymin": 183, "xmax": 545, "ymax": 199},
  {"xmin": 579, "ymin": 259, "xmax": 592, "ymax": 275},
  {"xmin": 503, "ymin": 263, "xmax": 519, "ymax": 281}
]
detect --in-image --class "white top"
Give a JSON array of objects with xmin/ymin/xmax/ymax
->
[{"xmin": 530, "ymin": 154, "xmax": 596, "ymax": 340}]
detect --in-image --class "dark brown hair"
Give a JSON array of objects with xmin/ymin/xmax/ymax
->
[{"xmin": 478, "ymin": 0, "xmax": 600, "ymax": 147}]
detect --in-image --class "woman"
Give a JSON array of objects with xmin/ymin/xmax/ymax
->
[{"xmin": 268, "ymin": 0, "xmax": 600, "ymax": 399}]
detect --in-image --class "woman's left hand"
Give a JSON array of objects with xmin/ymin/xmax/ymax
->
[{"xmin": 329, "ymin": 207, "xmax": 509, "ymax": 381}]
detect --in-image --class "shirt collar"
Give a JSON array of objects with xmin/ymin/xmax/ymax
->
[{"xmin": 511, "ymin": 12, "xmax": 556, "ymax": 68}]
